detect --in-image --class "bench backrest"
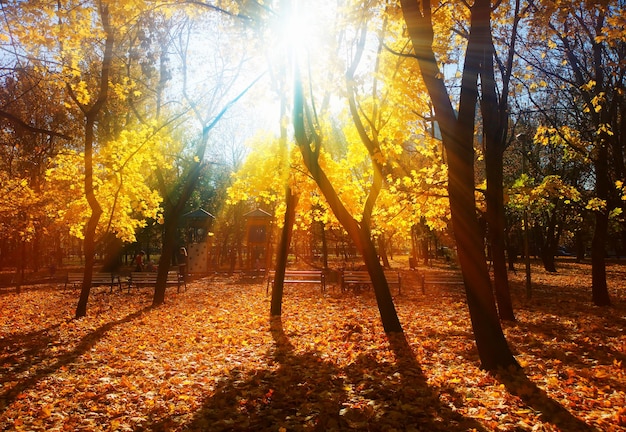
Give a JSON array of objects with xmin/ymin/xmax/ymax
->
[
  {"xmin": 342, "ymin": 271, "xmax": 371, "ymax": 280},
  {"xmin": 131, "ymin": 272, "xmax": 180, "ymax": 282},
  {"xmin": 342, "ymin": 270, "xmax": 400, "ymax": 277},
  {"xmin": 268, "ymin": 270, "xmax": 323, "ymax": 278},
  {"xmin": 342, "ymin": 270, "xmax": 400, "ymax": 284},
  {"xmin": 67, "ymin": 273, "xmax": 117, "ymax": 281}
]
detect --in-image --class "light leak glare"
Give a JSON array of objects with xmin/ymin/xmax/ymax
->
[{"xmin": 275, "ymin": 1, "xmax": 328, "ymax": 60}]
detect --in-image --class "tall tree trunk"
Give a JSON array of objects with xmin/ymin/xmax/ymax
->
[
  {"xmin": 480, "ymin": 0, "xmax": 522, "ymax": 322},
  {"xmin": 485, "ymin": 151, "xmax": 515, "ymax": 320},
  {"xmin": 152, "ymin": 76, "xmax": 262, "ymax": 305},
  {"xmin": 75, "ymin": 4, "xmax": 113, "ymax": 318},
  {"xmin": 76, "ymin": 115, "xmax": 104, "ymax": 318},
  {"xmin": 401, "ymin": 0, "xmax": 519, "ymax": 370},
  {"xmin": 591, "ymin": 143, "xmax": 611, "ymax": 306},
  {"xmin": 152, "ymin": 211, "xmax": 178, "ymax": 306},
  {"xmin": 294, "ymin": 74, "xmax": 402, "ymax": 333},
  {"xmin": 540, "ymin": 209, "xmax": 559, "ymax": 273},
  {"xmin": 320, "ymin": 219, "xmax": 329, "ymax": 269},
  {"xmin": 271, "ymin": 188, "xmax": 298, "ymax": 316}
]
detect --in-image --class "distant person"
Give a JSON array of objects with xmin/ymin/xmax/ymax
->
[
  {"xmin": 179, "ymin": 247, "xmax": 188, "ymax": 277},
  {"xmin": 146, "ymin": 260, "xmax": 156, "ymax": 272},
  {"xmin": 134, "ymin": 251, "xmax": 145, "ymax": 272}
]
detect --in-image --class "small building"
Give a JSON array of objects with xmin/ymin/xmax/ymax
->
[
  {"xmin": 181, "ymin": 208, "xmax": 215, "ymax": 274},
  {"xmin": 244, "ymin": 208, "xmax": 273, "ymax": 271}
]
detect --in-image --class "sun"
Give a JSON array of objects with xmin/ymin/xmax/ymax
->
[{"xmin": 274, "ymin": 0, "xmax": 333, "ymax": 61}]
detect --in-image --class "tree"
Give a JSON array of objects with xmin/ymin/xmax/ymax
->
[
  {"xmin": 2, "ymin": 1, "xmax": 175, "ymax": 315},
  {"xmin": 519, "ymin": 0, "xmax": 625, "ymax": 306},
  {"xmin": 0, "ymin": 66, "xmax": 74, "ymax": 284},
  {"xmin": 293, "ymin": 70, "xmax": 402, "ymax": 333},
  {"xmin": 478, "ymin": 0, "xmax": 526, "ymax": 321},
  {"xmin": 151, "ymin": 12, "xmax": 261, "ymax": 306},
  {"xmin": 272, "ymin": 1, "xmax": 408, "ymax": 333},
  {"xmin": 400, "ymin": 0, "xmax": 519, "ymax": 369},
  {"xmin": 57, "ymin": 1, "xmax": 115, "ymax": 318}
]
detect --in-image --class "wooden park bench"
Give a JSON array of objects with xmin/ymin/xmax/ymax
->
[
  {"xmin": 128, "ymin": 271, "xmax": 186, "ymax": 293},
  {"xmin": 420, "ymin": 272, "xmax": 464, "ymax": 294},
  {"xmin": 266, "ymin": 270, "xmax": 326, "ymax": 295},
  {"xmin": 340, "ymin": 270, "xmax": 402, "ymax": 295},
  {"xmin": 65, "ymin": 272, "xmax": 122, "ymax": 293}
]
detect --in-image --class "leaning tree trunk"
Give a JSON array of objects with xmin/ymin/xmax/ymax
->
[{"xmin": 293, "ymin": 74, "xmax": 402, "ymax": 333}]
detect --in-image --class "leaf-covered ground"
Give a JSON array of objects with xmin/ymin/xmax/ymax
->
[{"xmin": 1, "ymin": 260, "xmax": 625, "ymax": 431}]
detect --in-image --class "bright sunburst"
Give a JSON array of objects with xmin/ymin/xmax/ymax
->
[{"xmin": 274, "ymin": 0, "xmax": 333, "ymax": 62}]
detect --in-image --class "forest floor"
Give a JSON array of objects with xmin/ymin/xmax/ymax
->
[{"xmin": 1, "ymin": 259, "xmax": 625, "ymax": 431}]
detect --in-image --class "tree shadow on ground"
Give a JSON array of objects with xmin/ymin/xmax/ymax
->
[
  {"xmin": 509, "ymin": 277, "xmax": 626, "ymax": 322},
  {"xmin": 0, "ymin": 306, "xmax": 150, "ymax": 411},
  {"xmin": 172, "ymin": 319, "xmax": 485, "ymax": 431},
  {"xmin": 0, "ymin": 323, "xmax": 62, "ymax": 387},
  {"xmin": 496, "ymin": 369, "xmax": 599, "ymax": 431}
]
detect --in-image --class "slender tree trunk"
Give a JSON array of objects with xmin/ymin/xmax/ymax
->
[
  {"xmin": 75, "ymin": 4, "xmax": 113, "ymax": 318},
  {"xmin": 76, "ymin": 115, "xmax": 104, "ymax": 318},
  {"xmin": 540, "ymin": 209, "xmax": 559, "ymax": 273},
  {"xmin": 271, "ymin": 189, "xmax": 298, "ymax": 316},
  {"xmin": 485, "ymin": 152, "xmax": 515, "ymax": 320},
  {"xmin": 152, "ymin": 212, "xmax": 178, "ymax": 306},
  {"xmin": 320, "ymin": 220, "xmax": 329, "ymax": 269},
  {"xmin": 479, "ymin": 0, "xmax": 521, "ymax": 322},
  {"xmin": 378, "ymin": 236, "xmax": 390, "ymax": 268},
  {"xmin": 294, "ymin": 74, "xmax": 402, "ymax": 333}
]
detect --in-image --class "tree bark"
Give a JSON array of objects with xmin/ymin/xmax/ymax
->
[
  {"xmin": 591, "ymin": 143, "xmax": 611, "ymax": 306},
  {"xmin": 479, "ymin": 0, "xmax": 521, "ymax": 322},
  {"xmin": 152, "ymin": 209, "xmax": 179, "ymax": 306},
  {"xmin": 485, "ymin": 149, "xmax": 516, "ymax": 320},
  {"xmin": 294, "ymin": 73, "xmax": 402, "ymax": 333},
  {"xmin": 539, "ymin": 209, "xmax": 559, "ymax": 273},
  {"xmin": 152, "ymin": 76, "xmax": 262, "ymax": 305},
  {"xmin": 270, "ymin": 188, "xmax": 298, "ymax": 316},
  {"xmin": 400, "ymin": 0, "xmax": 519, "ymax": 370},
  {"xmin": 75, "ymin": 4, "xmax": 113, "ymax": 318}
]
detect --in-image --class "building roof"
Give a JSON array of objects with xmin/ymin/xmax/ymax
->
[
  {"xmin": 182, "ymin": 208, "xmax": 215, "ymax": 220},
  {"xmin": 243, "ymin": 208, "xmax": 272, "ymax": 219}
]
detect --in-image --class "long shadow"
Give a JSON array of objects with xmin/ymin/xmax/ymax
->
[
  {"xmin": 511, "ymin": 279, "xmax": 626, "ymax": 322},
  {"xmin": 0, "ymin": 323, "xmax": 63, "ymax": 387},
  {"xmin": 506, "ymin": 320, "xmax": 626, "ymax": 395},
  {"xmin": 0, "ymin": 323, "xmax": 62, "ymax": 353},
  {"xmin": 380, "ymin": 333, "xmax": 487, "ymax": 431},
  {"xmin": 158, "ymin": 318, "xmax": 485, "ymax": 431},
  {"xmin": 172, "ymin": 317, "xmax": 347, "ymax": 431},
  {"xmin": 496, "ymin": 369, "xmax": 599, "ymax": 431},
  {"xmin": 0, "ymin": 306, "xmax": 151, "ymax": 411},
  {"xmin": 504, "ymin": 279, "xmax": 626, "ymax": 393}
]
